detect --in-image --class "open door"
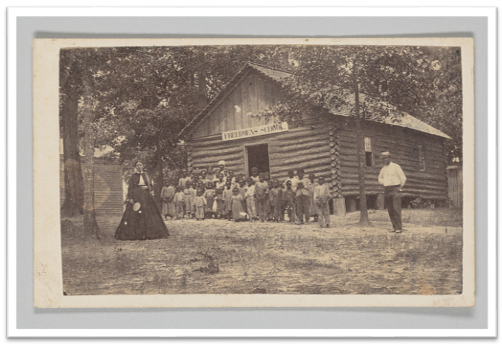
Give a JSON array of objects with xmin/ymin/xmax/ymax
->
[{"xmin": 246, "ymin": 144, "xmax": 270, "ymax": 176}]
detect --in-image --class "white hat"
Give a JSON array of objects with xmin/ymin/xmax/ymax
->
[
  {"xmin": 218, "ymin": 160, "xmax": 226, "ymax": 166},
  {"xmin": 381, "ymin": 151, "xmax": 390, "ymax": 157}
]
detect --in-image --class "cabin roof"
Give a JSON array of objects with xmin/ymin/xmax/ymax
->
[{"xmin": 180, "ymin": 62, "xmax": 451, "ymax": 140}]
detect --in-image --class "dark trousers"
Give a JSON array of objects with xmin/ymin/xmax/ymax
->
[
  {"xmin": 296, "ymin": 195, "xmax": 310, "ymax": 222},
  {"xmin": 384, "ymin": 185, "xmax": 402, "ymax": 231}
]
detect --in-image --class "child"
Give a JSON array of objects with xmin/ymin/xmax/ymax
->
[
  {"xmin": 230, "ymin": 187, "xmax": 246, "ymax": 222},
  {"xmin": 173, "ymin": 186, "xmax": 185, "ymax": 219},
  {"xmin": 238, "ymin": 179, "xmax": 247, "ymax": 213},
  {"xmin": 199, "ymin": 170, "xmax": 210, "ymax": 186},
  {"xmin": 196, "ymin": 180, "xmax": 206, "ymax": 194},
  {"xmin": 254, "ymin": 173, "xmax": 269, "ymax": 222},
  {"xmin": 250, "ymin": 167, "xmax": 260, "ymax": 183},
  {"xmin": 212, "ymin": 167, "xmax": 221, "ymax": 184},
  {"xmin": 227, "ymin": 170, "xmax": 237, "ymax": 187},
  {"xmin": 204, "ymin": 181, "xmax": 215, "ymax": 219},
  {"xmin": 296, "ymin": 181, "xmax": 310, "ymax": 224},
  {"xmin": 297, "ymin": 169, "xmax": 311, "ymax": 192},
  {"xmin": 264, "ymin": 172, "xmax": 270, "ymax": 182},
  {"xmin": 314, "ymin": 177, "xmax": 331, "ymax": 228},
  {"xmin": 270, "ymin": 179, "xmax": 284, "ymax": 222},
  {"xmin": 214, "ymin": 174, "xmax": 226, "ymax": 219},
  {"xmin": 206, "ymin": 167, "xmax": 214, "ymax": 183},
  {"xmin": 267, "ymin": 180, "xmax": 274, "ymax": 220},
  {"xmin": 283, "ymin": 180, "xmax": 296, "ymax": 222},
  {"xmin": 161, "ymin": 180, "xmax": 175, "ymax": 220},
  {"xmin": 193, "ymin": 188, "xmax": 207, "ymax": 221},
  {"xmin": 223, "ymin": 181, "xmax": 234, "ymax": 220},
  {"xmin": 183, "ymin": 181, "xmax": 196, "ymax": 219},
  {"xmin": 308, "ymin": 173, "xmax": 319, "ymax": 222},
  {"xmin": 245, "ymin": 178, "xmax": 257, "ymax": 221},
  {"xmin": 286, "ymin": 169, "xmax": 299, "ymax": 192},
  {"xmin": 178, "ymin": 170, "xmax": 191, "ymax": 190}
]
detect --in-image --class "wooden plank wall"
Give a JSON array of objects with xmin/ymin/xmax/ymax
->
[
  {"xmin": 337, "ymin": 118, "xmax": 448, "ymax": 200},
  {"xmin": 60, "ymin": 155, "xmax": 124, "ymax": 216},
  {"xmin": 447, "ymin": 166, "xmax": 463, "ymax": 207},
  {"xmin": 192, "ymin": 71, "xmax": 282, "ymax": 139}
]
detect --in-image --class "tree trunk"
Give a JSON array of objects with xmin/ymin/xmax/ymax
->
[
  {"xmin": 60, "ymin": 91, "xmax": 85, "ymax": 217},
  {"xmin": 353, "ymin": 58, "xmax": 370, "ymax": 225},
  {"xmin": 81, "ymin": 67, "xmax": 100, "ymax": 239},
  {"xmin": 154, "ymin": 144, "xmax": 164, "ymax": 208}
]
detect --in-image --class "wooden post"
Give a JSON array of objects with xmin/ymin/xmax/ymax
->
[
  {"xmin": 332, "ymin": 197, "xmax": 346, "ymax": 216},
  {"xmin": 376, "ymin": 193, "xmax": 385, "ymax": 210}
]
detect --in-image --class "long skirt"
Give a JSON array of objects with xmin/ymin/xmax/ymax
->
[{"xmin": 115, "ymin": 187, "xmax": 170, "ymax": 240}]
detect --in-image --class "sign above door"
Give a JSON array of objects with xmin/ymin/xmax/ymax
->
[{"xmin": 222, "ymin": 122, "xmax": 289, "ymax": 142}]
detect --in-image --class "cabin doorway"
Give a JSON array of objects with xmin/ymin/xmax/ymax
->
[{"xmin": 246, "ymin": 144, "xmax": 270, "ymax": 177}]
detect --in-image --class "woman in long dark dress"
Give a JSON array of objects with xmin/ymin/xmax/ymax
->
[{"xmin": 115, "ymin": 161, "xmax": 170, "ymax": 240}]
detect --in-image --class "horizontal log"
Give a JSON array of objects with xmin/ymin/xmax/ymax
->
[
  {"xmin": 272, "ymin": 154, "xmax": 331, "ymax": 169},
  {"xmin": 273, "ymin": 139, "xmax": 331, "ymax": 154},
  {"xmin": 275, "ymin": 135, "xmax": 330, "ymax": 149},
  {"xmin": 270, "ymin": 146, "xmax": 330, "ymax": 161}
]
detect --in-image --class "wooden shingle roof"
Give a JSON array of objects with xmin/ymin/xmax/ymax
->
[{"xmin": 180, "ymin": 62, "xmax": 451, "ymax": 140}]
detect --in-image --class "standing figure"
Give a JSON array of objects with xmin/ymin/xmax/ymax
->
[
  {"xmin": 250, "ymin": 167, "xmax": 260, "ymax": 183},
  {"xmin": 270, "ymin": 179, "xmax": 284, "ymax": 222},
  {"xmin": 173, "ymin": 186, "xmax": 185, "ymax": 219},
  {"xmin": 237, "ymin": 179, "xmax": 247, "ymax": 213},
  {"xmin": 314, "ymin": 177, "xmax": 331, "ymax": 228},
  {"xmin": 115, "ymin": 161, "xmax": 170, "ymax": 240},
  {"xmin": 255, "ymin": 173, "xmax": 269, "ymax": 222},
  {"xmin": 308, "ymin": 173, "xmax": 318, "ymax": 222},
  {"xmin": 206, "ymin": 167, "xmax": 215, "ymax": 183},
  {"xmin": 223, "ymin": 181, "xmax": 234, "ymax": 220},
  {"xmin": 204, "ymin": 181, "xmax": 215, "ymax": 219},
  {"xmin": 245, "ymin": 178, "xmax": 257, "ymax": 221},
  {"xmin": 214, "ymin": 173, "xmax": 226, "ymax": 219},
  {"xmin": 212, "ymin": 167, "xmax": 221, "ymax": 184},
  {"xmin": 296, "ymin": 182, "xmax": 310, "ymax": 224},
  {"xmin": 231, "ymin": 187, "xmax": 246, "ymax": 222},
  {"xmin": 378, "ymin": 151, "xmax": 407, "ymax": 233},
  {"xmin": 283, "ymin": 180, "xmax": 296, "ymax": 222},
  {"xmin": 160, "ymin": 180, "xmax": 175, "ymax": 220},
  {"xmin": 266, "ymin": 180, "xmax": 274, "ymax": 220},
  {"xmin": 193, "ymin": 188, "xmax": 207, "ymax": 221},
  {"xmin": 199, "ymin": 170, "xmax": 210, "ymax": 186},
  {"xmin": 218, "ymin": 160, "xmax": 228, "ymax": 180},
  {"xmin": 183, "ymin": 181, "xmax": 196, "ymax": 219},
  {"xmin": 178, "ymin": 170, "xmax": 191, "ymax": 190}
]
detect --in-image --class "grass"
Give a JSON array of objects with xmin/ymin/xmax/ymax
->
[{"xmin": 61, "ymin": 208, "xmax": 463, "ymax": 295}]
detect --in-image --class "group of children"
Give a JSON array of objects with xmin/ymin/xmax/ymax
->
[{"xmin": 160, "ymin": 166, "xmax": 332, "ymax": 228}]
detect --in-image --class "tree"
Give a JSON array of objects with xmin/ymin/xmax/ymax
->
[
  {"xmin": 80, "ymin": 49, "xmax": 101, "ymax": 238},
  {"xmin": 60, "ymin": 49, "xmax": 84, "ymax": 217},
  {"xmin": 259, "ymin": 45, "xmax": 461, "ymax": 224}
]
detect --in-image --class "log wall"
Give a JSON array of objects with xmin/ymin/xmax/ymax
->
[
  {"xmin": 336, "ymin": 117, "xmax": 448, "ymax": 200},
  {"xmin": 187, "ymin": 119, "xmax": 333, "ymax": 186}
]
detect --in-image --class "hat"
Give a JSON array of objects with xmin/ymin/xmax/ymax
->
[
  {"xmin": 381, "ymin": 151, "xmax": 390, "ymax": 157},
  {"xmin": 133, "ymin": 202, "xmax": 141, "ymax": 212},
  {"xmin": 218, "ymin": 160, "xmax": 226, "ymax": 166}
]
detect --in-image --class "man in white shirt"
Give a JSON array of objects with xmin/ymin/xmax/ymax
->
[{"xmin": 378, "ymin": 151, "xmax": 406, "ymax": 233}]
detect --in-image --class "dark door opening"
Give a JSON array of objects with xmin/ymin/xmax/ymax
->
[{"xmin": 246, "ymin": 144, "xmax": 270, "ymax": 177}]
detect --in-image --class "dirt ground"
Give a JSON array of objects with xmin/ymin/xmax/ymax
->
[{"xmin": 61, "ymin": 208, "xmax": 463, "ymax": 295}]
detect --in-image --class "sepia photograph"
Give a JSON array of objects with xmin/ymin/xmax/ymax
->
[{"xmin": 33, "ymin": 38, "xmax": 474, "ymax": 307}]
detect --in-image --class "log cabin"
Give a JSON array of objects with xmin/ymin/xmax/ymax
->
[{"xmin": 179, "ymin": 63, "xmax": 451, "ymax": 215}]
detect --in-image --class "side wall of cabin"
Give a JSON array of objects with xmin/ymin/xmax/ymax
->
[{"xmin": 336, "ymin": 116, "xmax": 448, "ymax": 207}]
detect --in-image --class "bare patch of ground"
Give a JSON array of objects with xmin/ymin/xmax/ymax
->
[{"xmin": 61, "ymin": 208, "xmax": 463, "ymax": 295}]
